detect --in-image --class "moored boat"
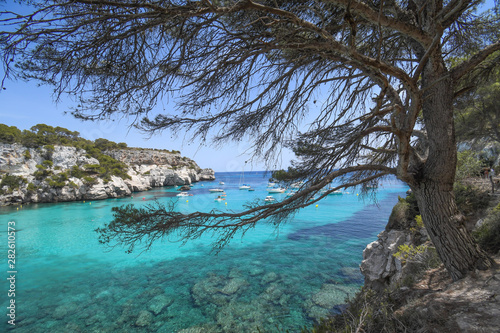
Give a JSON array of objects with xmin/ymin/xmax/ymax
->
[{"xmin": 267, "ymin": 187, "xmax": 286, "ymax": 193}]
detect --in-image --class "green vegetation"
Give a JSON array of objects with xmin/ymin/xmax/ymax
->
[
  {"xmin": 454, "ymin": 183, "xmax": 491, "ymax": 216},
  {"xmin": 0, "ymin": 174, "xmax": 27, "ymax": 194},
  {"xmin": 23, "ymin": 149, "xmax": 31, "ymax": 159},
  {"xmin": 272, "ymin": 167, "xmax": 301, "ymax": 182},
  {"xmin": 473, "ymin": 204, "xmax": 500, "ymax": 254},
  {"xmin": 304, "ymin": 288, "xmax": 407, "ymax": 333},
  {"xmin": 456, "ymin": 150, "xmax": 484, "ymax": 181},
  {"xmin": 0, "ymin": 124, "xmax": 22, "ymax": 143},
  {"xmin": 48, "ymin": 172, "xmax": 69, "ymax": 188},
  {"xmin": 26, "ymin": 182, "xmax": 38, "ymax": 193}
]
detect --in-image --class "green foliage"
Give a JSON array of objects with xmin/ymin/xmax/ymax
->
[
  {"xmin": 473, "ymin": 209, "xmax": 500, "ymax": 254},
  {"xmin": 26, "ymin": 182, "xmax": 38, "ymax": 193},
  {"xmin": 272, "ymin": 167, "xmax": 300, "ymax": 181},
  {"xmin": 23, "ymin": 149, "xmax": 31, "ymax": 159},
  {"xmin": 34, "ymin": 164, "xmax": 53, "ymax": 180},
  {"xmin": 47, "ymin": 172, "xmax": 69, "ymax": 188},
  {"xmin": 394, "ymin": 244, "xmax": 428, "ymax": 264},
  {"xmin": 415, "ymin": 215, "xmax": 424, "ymax": 229},
  {"xmin": 42, "ymin": 160, "xmax": 53, "ymax": 167},
  {"xmin": 454, "ymin": 183, "xmax": 491, "ymax": 216},
  {"xmin": 455, "ymin": 66, "xmax": 500, "ymax": 143},
  {"xmin": 456, "ymin": 150, "xmax": 483, "ymax": 181},
  {"xmin": 387, "ymin": 193, "xmax": 420, "ymax": 230},
  {"xmin": 83, "ymin": 176, "xmax": 98, "ymax": 186},
  {"xmin": 0, "ymin": 124, "xmax": 22, "ymax": 143},
  {"xmin": 0, "ymin": 174, "xmax": 27, "ymax": 194},
  {"xmin": 70, "ymin": 165, "xmax": 85, "ymax": 178}
]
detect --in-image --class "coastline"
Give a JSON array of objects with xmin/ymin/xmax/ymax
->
[{"xmin": 0, "ymin": 142, "xmax": 215, "ymax": 206}]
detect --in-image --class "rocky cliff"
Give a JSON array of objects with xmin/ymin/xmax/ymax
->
[
  {"xmin": 0, "ymin": 143, "xmax": 215, "ymax": 206},
  {"xmin": 360, "ymin": 191, "xmax": 434, "ymax": 292}
]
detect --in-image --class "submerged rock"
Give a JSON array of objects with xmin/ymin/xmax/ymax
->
[
  {"xmin": 261, "ymin": 272, "xmax": 279, "ymax": 285},
  {"xmin": 135, "ymin": 310, "xmax": 153, "ymax": 327},
  {"xmin": 220, "ymin": 278, "xmax": 248, "ymax": 295},
  {"xmin": 148, "ymin": 294, "xmax": 174, "ymax": 315}
]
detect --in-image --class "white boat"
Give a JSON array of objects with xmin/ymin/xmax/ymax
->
[
  {"xmin": 239, "ymin": 166, "xmax": 251, "ymax": 190},
  {"xmin": 219, "ymin": 181, "xmax": 225, "ymax": 185},
  {"xmin": 290, "ymin": 182, "xmax": 304, "ymax": 188},
  {"xmin": 267, "ymin": 187, "xmax": 286, "ymax": 193},
  {"xmin": 267, "ymin": 182, "xmax": 276, "ymax": 187},
  {"xmin": 176, "ymin": 192, "xmax": 192, "ymax": 197},
  {"xmin": 209, "ymin": 188, "xmax": 225, "ymax": 192},
  {"xmin": 264, "ymin": 196, "xmax": 275, "ymax": 202},
  {"xmin": 328, "ymin": 190, "xmax": 343, "ymax": 195}
]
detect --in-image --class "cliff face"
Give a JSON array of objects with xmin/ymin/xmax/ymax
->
[
  {"xmin": 360, "ymin": 192, "xmax": 432, "ymax": 291},
  {"xmin": 0, "ymin": 143, "xmax": 215, "ymax": 206}
]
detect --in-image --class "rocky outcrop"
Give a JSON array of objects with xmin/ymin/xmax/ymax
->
[
  {"xmin": 0, "ymin": 143, "xmax": 215, "ymax": 206},
  {"xmin": 360, "ymin": 194, "xmax": 432, "ymax": 292}
]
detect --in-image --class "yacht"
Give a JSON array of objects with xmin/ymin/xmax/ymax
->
[
  {"xmin": 264, "ymin": 196, "xmax": 275, "ymax": 202},
  {"xmin": 267, "ymin": 187, "xmax": 286, "ymax": 193}
]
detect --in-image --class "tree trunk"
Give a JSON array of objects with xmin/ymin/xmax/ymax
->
[
  {"xmin": 412, "ymin": 181, "xmax": 494, "ymax": 281},
  {"xmin": 406, "ymin": 57, "xmax": 494, "ymax": 280}
]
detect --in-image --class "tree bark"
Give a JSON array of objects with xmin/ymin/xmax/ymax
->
[
  {"xmin": 407, "ymin": 58, "xmax": 494, "ymax": 281},
  {"xmin": 412, "ymin": 181, "xmax": 494, "ymax": 281}
]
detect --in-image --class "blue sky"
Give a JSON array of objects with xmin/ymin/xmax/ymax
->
[
  {"xmin": 0, "ymin": 0, "xmax": 497, "ymax": 171},
  {"xmin": 0, "ymin": 1, "xmax": 300, "ymax": 172},
  {"xmin": 0, "ymin": 77, "xmax": 291, "ymax": 171},
  {"xmin": 0, "ymin": 77, "xmax": 295, "ymax": 171}
]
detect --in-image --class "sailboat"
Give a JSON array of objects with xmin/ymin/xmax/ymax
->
[{"xmin": 239, "ymin": 165, "xmax": 251, "ymax": 190}]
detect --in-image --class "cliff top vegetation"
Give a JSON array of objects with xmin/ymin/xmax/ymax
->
[{"xmin": 0, "ymin": 123, "xmax": 181, "ymax": 154}]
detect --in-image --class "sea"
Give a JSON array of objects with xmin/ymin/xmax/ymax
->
[{"xmin": 0, "ymin": 171, "xmax": 408, "ymax": 332}]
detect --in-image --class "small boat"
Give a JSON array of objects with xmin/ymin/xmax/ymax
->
[
  {"xmin": 219, "ymin": 181, "xmax": 225, "ymax": 185},
  {"xmin": 209, "ymin": 188, "xmax": 225, "ymax": 192},
  {"xmin": 214, "ymin": 196, "xmax": 226, "ymax": 201},
  {"xmin": 248, "ymin": 188, "xmax": 255, "ymax": 191},
  {"xmin": 290, "ymin": 182, "xmax": 304, "ymax": 189},
  {"xmin": 239, "ymin": 184, "xmax": 251, "ymax": 190},
  {"xmin": 267, "ymin": 182, "xmax": 276, "ymax": 187},
  {"xmin": 176, "ymin": 192, "xmax": 192, "ymax": 197},
  {"xmin": 264, "ymin": 196, "xmax": 275, "ymax": 202},
  {"xmin": 328, "ymin": 190, "xmax": 342, "ymax": 195},
  {"xmin": 267, "ymin": 187, "xmax": 286, "ymax": 193}
]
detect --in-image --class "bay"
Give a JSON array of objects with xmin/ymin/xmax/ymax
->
[{"xmin": 0, "ymin": 171, "xmax": 408, "ymax": 332}]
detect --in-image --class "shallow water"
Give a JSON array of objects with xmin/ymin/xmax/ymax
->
[{"xmin": 0, "ymin": 171, "xmax": 408, "ymax": 332}]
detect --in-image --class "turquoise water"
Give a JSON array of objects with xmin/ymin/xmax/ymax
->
[{"xmin": 0, "ymin": 171, "xmax": 408, "ymax": 332}]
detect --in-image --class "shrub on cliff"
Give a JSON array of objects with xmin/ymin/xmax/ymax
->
[{"xmin": 0, "ymin": 174, "xmax": 27, "ymax": 194}]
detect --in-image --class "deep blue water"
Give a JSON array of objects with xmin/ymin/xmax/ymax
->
[{"xmin": 0, "ymin": 171, "xmax": 408, "ymax": 332}]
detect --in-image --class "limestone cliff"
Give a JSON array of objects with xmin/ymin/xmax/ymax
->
[{"xmin": 0, "ymin": 143, "xmax": 214, "ymax": 206}]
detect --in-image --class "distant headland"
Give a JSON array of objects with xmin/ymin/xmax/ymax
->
[{"xmin": 0, "ymin": 124, "xmax": 215, "ymax": 206}]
